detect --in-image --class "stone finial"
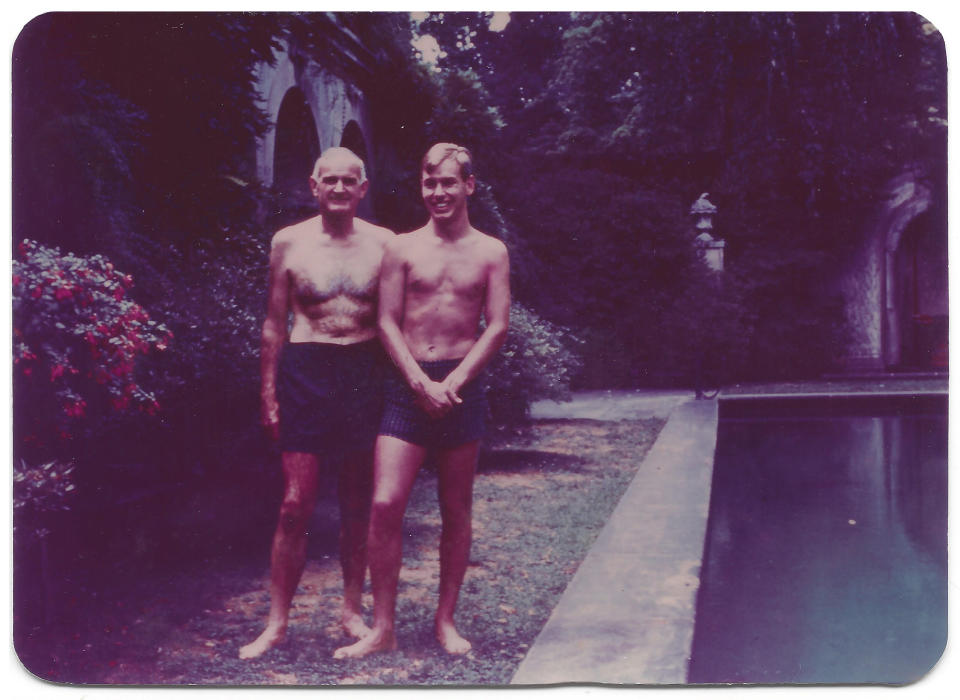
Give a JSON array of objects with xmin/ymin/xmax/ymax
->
[
  {"xmin": 690, "ymin": 192, "xmax": 717, "ymax": 216},
  {"xmin": 690, "ymin": 192, "xmax": 724, "ymax": 272}
]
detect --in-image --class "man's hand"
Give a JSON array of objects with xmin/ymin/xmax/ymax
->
[
  {"xmin": 415, "ymin": 379, "xmax": 461, "ymax": 419},
  {"xmin": 261, "ymin": 398, "xmax": 280, "ymax": 442}
]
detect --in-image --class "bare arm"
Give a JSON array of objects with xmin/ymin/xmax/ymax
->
[
  {"xmin": 260, "ymin": 235, "xmax": 290, "ymax": 440},
  {"xmin": 442, "ymin": 241, "xmax": 511, "ymax": 395},
  {"xmin": 377, "ymin": 238, "xmax": 458, "ymax": 416}
]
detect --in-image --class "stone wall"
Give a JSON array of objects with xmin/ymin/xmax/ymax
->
[
  {"xmin": 252, "ymin": 38, "xmax": 373, "ymax": 201},
  {"xmin": 837, "ymin": 172, "xmax": 936, "ymax": 371}
]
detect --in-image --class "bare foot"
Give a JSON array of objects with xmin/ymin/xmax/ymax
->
[
  {"xmin": 340, "ymin": 610, "xmax": 372, "ymax": 639},
  {"xmin": 435, "ymin": 622, "xmax": 472, "ymax": 655},
  {"xmin": 239, "ymin": 626, "xmax": 285, "ymax": 660},
  {"xmin": 333, "ymin": 629, "xmax": 397, "ymax": 659}
]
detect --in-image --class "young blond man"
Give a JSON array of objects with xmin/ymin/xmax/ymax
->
[{"xmin": 335, "ymin": 143, "xmax": 510, "ymax": 658}]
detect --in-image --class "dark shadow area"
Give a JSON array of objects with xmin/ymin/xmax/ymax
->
[{"xmin": 478, "ymin": 449, "xmax": 587, "ymax": 475}]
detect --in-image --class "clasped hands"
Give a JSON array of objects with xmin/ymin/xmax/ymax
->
[{"xmin": 415, "ymin": 377, "xmax": 462, "ymax": 419}]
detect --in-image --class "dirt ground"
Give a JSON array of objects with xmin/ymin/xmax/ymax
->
[{"xmin": 15, "ymin": 417, "xmax": 664, "ymax": 687}]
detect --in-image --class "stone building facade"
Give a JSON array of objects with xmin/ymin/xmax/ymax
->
[
  {"xmin": 252, "ymin": 20, "xmax": 376, "ymax": 220},
  {"xmin": 837, "ymin": 169, "xmax": 947, "ymax": 372}
]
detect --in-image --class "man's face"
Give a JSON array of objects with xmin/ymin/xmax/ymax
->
[
  {"xmin": 310, "ymin": 156, "xmax": 367, "ymax": 216},
  {"xmin": 421, "ymin": 158, "xmax": 475, "ymax": 222}
]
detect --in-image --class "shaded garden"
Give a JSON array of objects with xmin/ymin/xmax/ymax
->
[
  {"xmin": 11, "ymin": 11, "xmax": 946, "ymax": 684},
  {"xmin": 15, "ymin": 418, "xmax": 664, "ymax": 685}
]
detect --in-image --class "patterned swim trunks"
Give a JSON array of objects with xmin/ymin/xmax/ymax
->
[{"xmin": 379, "ymin": 359, "xmax": 488, "ymax": 449}]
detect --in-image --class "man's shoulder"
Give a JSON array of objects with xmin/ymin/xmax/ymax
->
[
  {"xmin": 272, "ymin": 216, "xmax": 317, "ymax": 246},
  {"xmin": 386, "ymin": 227, "xmax": 429, "ymax": 253},
  {"xmin": 472, "ymin": 229, "xmax": 509, "ymax": 259},
  {"xmin": 355, "ymin": 218, "xmax": 396, "ymax": 243}
]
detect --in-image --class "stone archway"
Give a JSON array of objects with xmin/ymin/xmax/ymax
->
[
  {"xmin": 273, "ymin": 87, "xmax": 320, "ymax": 211},
  {"xmin": 339, "ymin": 120, "xmax": 369, "ymax": 164},
  {"xmin": 881, "ymin": 176, "xmax": 934, "ymax": 369},
  {"xmin": 887, "ymin": 211, "xmax": 948, "ymax": 369},
  {"xmin": 252, "ymin": 38, "xmax": 374, "ymax": 198},
  {"xmin": 838, "ymin": 171, "xmax": 945, "ymax": 372},
  {"xmin": 339, "ymin": 120, "xmax": 374, "ymax": 219}
]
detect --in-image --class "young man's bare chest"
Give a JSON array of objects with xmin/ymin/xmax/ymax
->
[{"xmin": 406, "ymin": 244, "xmax": 488, "ymax": 303}]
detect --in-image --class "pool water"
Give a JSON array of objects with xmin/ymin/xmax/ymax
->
[{"xmin": 687, "ymin": 409, "xmax": 947, "ymax": 684}]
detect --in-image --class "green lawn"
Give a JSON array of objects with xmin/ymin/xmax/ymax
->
[{"xmin": 17, "ymin": 416, "xmax": 666, "ymax": 686}]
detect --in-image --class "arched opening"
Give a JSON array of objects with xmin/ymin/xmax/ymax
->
[
  {"xmin": 274, "ymin": 88, "xmax": 320, "ymax": 218},
  {"xmin": 891, "ymin": 212, "xmax": 948, "ymax": 369},
  {"xmin": 339, "ymin": 120, "xmax": 368, "ymax": 164},
  {"xmin": 339, "ymin": 120, "xmax": 373, "ymax": 219}
]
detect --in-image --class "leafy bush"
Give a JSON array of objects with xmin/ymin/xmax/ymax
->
[
  {"xmin": 12, "ymin": 239, "xmax": 172, "ymax": 461},
  {"xmin": 485, "ymin": 303, "xmax": 583, "ymax": 423},
  {"xmin": 135, "ymin": 226, "xmax": 270, "ymax": 474},
  {"xmin": 13, "ymin": 459, "xmax": 77, "ymax": 545}
]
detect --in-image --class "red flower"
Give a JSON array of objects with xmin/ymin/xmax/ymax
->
[
  {"xmin": 55, "ymin": 286, "xmax": 73, "ymax": 300},
  {"xmin": 31, "ymin": 286, "xmax": 43, "ymax": 298},
  {"xmin": 12, "ymin": 274, "xmax": 21, "ymax": 286},
  {"xmin": 64, "ymin": 399, "xmax": 86, "ymax": 418},
  {"xmin": 50, "ymin": 364, "xmax": 65, "ymax": 381}
]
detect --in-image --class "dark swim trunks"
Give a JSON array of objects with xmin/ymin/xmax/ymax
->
[
  {"xmin": 277, "ymin": 339, "xmax": 385, "ymax": 455},
  {"xmin": 379, "ymin": 359, "xmax": 487, "ymax": 449}
]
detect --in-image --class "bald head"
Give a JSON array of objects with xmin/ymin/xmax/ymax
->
[{"xmin": 311, "ymin": 147, "xmax": 367, "ymax": 183}]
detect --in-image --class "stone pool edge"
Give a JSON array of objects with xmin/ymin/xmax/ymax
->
[{"xmin": 511, "ymin": 398, "xmax": 719, "ymax": 685}]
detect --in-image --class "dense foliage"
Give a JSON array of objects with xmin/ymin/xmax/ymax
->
[
  {"xmin": 416, "ymin": 11, "xmax": 945, "ymax": 384},
  {"xmin": 486, "ymin": 304, "xmax": 583, "ymax": 423}
]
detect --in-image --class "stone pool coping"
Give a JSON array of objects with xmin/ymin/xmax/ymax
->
[{"xmin": 511, "ymin": 398, "xmax": 718, "ymax": 685}]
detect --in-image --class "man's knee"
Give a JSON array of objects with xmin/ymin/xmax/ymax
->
[
  {"xmin": 439, "ymin": 499, "xmax": 472, "ymax": 530},
  {"xmin": 369, "ymin": 496, "xmax": 406, "ymax": 532},
  {"xmin": 278, "ymin": 498, "xmax": 313, "ymax": 535}
]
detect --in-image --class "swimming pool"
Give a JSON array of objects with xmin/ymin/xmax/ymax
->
[{"xmin": 687, "ymin": 395, "xmax": 947, "ymax": 684}]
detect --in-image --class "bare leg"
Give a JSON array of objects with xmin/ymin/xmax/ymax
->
[
  {"xmin": 239, "ymin": 452, "xmax": 319, "ymax": 659},
  {"xmin": 334, "ymin": 436, "xmax": 425, "ymax": 658},
  {"xmin": 337, "ymin": 449, "xmax": 374, "ymax": 638},
  {"xmin": 434, "ymin": 441, "xmax": 479, "ymax": 655}
]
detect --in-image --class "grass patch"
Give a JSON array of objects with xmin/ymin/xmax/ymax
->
[{"xmin": 15, "ymin": 417, "xmax": 665, "ymax": 686}]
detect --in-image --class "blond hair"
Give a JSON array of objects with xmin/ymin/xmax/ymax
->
[{"xmin": 421, "ymin": 143, "xmax": 473, "ymax": 179}]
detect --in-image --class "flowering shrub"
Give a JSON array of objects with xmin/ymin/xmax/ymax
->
[{"xmin": 13, "ymin": 239, "xmax": 172, "ymax": 454}]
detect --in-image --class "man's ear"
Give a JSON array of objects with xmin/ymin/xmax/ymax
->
[
  {"xmin": 308, "ymin": 176, "xmax": 320, "ymax": 197},
  {"xmin": 359, "ymin": 179, "xmax": 370, "ymax": 198},
  {"xmin": 464, "ymin": 174, "xmax": 476, "ymax": 196}
]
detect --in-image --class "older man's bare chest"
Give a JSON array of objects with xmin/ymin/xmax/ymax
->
[{"xmin": 287, "ymin": 239, "xmax": 381, "ymax": 311}]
